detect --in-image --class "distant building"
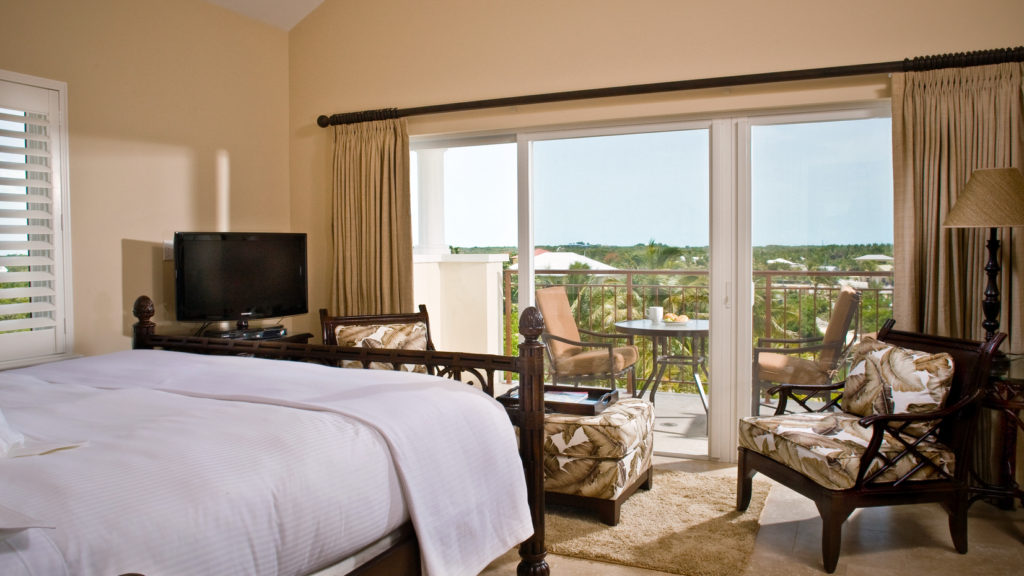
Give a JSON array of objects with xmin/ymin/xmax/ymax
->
[
  {"xmin": 509, "ymin": 249, "xmax": 616, "ymax": 271},
  {"xmin": 766, "ymin": 258, "xmax": 807, "ymax": 270},
  {"xmin": 854, "ymin": 253, "xmax": 894, "ymax": 271}
]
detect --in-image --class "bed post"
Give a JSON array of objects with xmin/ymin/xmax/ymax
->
[
  {"xmin": 516, "ymin": 306, "xmax": 549, "ymax": 576},
  {"xmin": 132, "ymin": 295, "xmax": 156, "ymax": 350}
]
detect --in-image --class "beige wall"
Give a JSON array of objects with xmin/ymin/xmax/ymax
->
[
  {"xmin": 4, "ymin": 0, "xmax": 1024, "ymax": 358},
  {"xmin": 1, "ymin": 0, "xmax": 290, "ymax": 355},
  {"xmin": 289, "ymin": 0, "xmax": 1024, "ymax": 336}
]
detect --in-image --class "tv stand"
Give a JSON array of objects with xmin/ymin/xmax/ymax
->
[{"xmin": 203, "ymin": 325, "xmax": 294, "ymax": 341}]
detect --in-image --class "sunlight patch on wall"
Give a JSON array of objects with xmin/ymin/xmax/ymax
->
[{"xmin": 216, "ymin": 149, "xmax": 230, "ymax": 231}]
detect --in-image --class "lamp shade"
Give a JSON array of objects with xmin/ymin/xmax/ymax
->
[{"xmin": 944, "ymin": 167, "xmax": 1024, "ymax": 228}]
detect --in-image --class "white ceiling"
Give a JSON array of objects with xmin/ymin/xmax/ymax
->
[{"xmin": 205, "ymin": 0, "xmax": 325, "ymax": 31}]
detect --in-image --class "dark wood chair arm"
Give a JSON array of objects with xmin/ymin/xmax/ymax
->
[
  {"xmin": 543, "ymin": 331, "xmax": 634, "ymax": 349},
  {"xmin": 856, "ymin": 388, "xmax": 984, "ymax": 428},
  {"xmin": 753, "ymin": 341, "xmax": 833, "ymax": 357},
  {"xmin": 769, "ymin": 381, "xmax": 846, "ymax": 414},
  {"xmin": 852, "ymin": 389, "xmax": 988, "ymax": 486},
  {"xmin": 767, "ymin": 381, "xmax": 846, "ymax": 396},
  {"xmin": 542, "ymin": 331, "xmax": 634, "ymax": 379},
  {"xmin": 541, "ymin": 331, "xmax": 615, "ymax": 351},
  {"xmin": 578, "ymin": 328, "xmax": 633, "ymax": 342},
  {"xmin": 757, "ymin": 335, "xmax": 823, "ymax": 347}
]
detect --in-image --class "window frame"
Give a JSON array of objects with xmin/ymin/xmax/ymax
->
[
  {"xmin": 0, "ymin": 68, "xmax": 74, "ymax": 369},
  {"xmin": 409, "ymin": 100, "xmax": 893, "ymax": 461}
]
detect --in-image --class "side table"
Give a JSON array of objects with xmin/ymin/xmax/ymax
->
[{"xmin": 973, "ymin": 354, "xmax": 1024, "ymax": 509}]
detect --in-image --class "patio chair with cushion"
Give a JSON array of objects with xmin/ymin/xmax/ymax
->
[
  {"xmin": 753, "ymin": 285, "xmax": 861, "ymax": 413},
  {"xmin": 535, "ymin": 286, "xmax": 638, "ymax": 389},
  {"xmin": 737, "ymin": 319, "xmax": 1005, "ymax": 573}
]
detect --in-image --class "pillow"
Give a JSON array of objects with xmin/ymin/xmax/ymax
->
[
  {"xmin": 0, "ymin": 502, "xmax": 54, "ymax": 542},
  {"xmin": 334, "ymin": 322, "xmax": 428, "ymax": 372},
  {"xmin": 843, "ymin": 336, "xmax": 954, "ymax": 437},
  {"xmin": 0, "ymin": 408, "xmax": 24, "ymax": 457}
]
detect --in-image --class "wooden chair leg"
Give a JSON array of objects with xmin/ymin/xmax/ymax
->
[
  {"xmin": 815, "ymin": 499, "xmax": 852, "ymax": 574},
  {"xmin": 948, "ymin": 491, "xmax": 969, "ymax": 554},
  {"xmin": 737, "ymin": 449, "xmax": 755, "ymax": 511},
  {"xmin": 596, "ymin": 499, "xmax": 620, "ymax": 526}
]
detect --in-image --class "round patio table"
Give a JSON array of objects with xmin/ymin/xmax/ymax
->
[{"xmin": 613, "ymin": 318, "xmax": 709, "ymax": 411}]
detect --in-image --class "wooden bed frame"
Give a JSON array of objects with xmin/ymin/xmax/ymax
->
[{"xmin": 131, "ymin": 295, "xmax": 550, "ymax": 576}]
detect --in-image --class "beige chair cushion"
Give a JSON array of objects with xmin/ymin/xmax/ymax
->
[
  {"xmin": 819, "ymin": 285, "xmax": 859, "ymax": 367},
  {"xmin": 535, "ymin": 286, "xmax": 582, "ymax": 361},
  {"xmin": 334, "ymin": 322, "xmax": 428, "ymax": 371},
  {"xmin": 739, "ymin": 411, "xmax": 954, "ymax": 491},
  {"xmin": 555, "ymin": 346, "xmax": 639, "ymax": 377},
  {"xmin": 542, "ymin": 398, "xmax": 655, "ymax": 500},
  {"xmin": 843, "ymin": 336, "xmax": 954, "ymax": 437},
  {"xmin": 757, "ymin": 351, "xmax": 831, "ymax": 385}
]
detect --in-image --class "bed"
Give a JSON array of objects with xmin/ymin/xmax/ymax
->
[{"xmin": 0, "ymin": 296, "xmax": 549, "ymax": 576}]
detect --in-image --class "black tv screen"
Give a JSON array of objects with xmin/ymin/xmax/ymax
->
[{"xmin": 174, "ymin": 232, "xmax": 308, "ymax": 327}]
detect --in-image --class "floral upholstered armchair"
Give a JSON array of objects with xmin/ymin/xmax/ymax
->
[
  {"xmin": 319, "ymin": 305, "xmax": 434, "ymax": 372},
  {"xmin": 737, "ymin": 319, "xmax": 1004, "ymax": 573}
]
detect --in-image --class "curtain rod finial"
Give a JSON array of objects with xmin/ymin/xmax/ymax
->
[{"xmin": 317, "ymin": 115, "xmax": 332, "ymax": 128}]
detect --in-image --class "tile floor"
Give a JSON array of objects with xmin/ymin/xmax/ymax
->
[{"xmin": 481, "ymin": 455, "xmax": 1024, "ymax": 575}]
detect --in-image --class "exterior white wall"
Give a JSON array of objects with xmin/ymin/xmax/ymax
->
[{"xmin": 413, "ymin": 254, "xmax": 509, "ymax": 354}]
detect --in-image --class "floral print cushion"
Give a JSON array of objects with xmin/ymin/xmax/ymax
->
[
  {"xmin": 334, "ymin": 322, "xmax": 427, "ymax": 350},
  {"xmin": 542, "ymin": 398, "xmax": 654, "ymax": 500},
  {"xmin": 843, "ymin": 336, "xmax": 954, "ymax": 437},
  {"xmin": 738, "ymin": 411, "xmax": 955, "ymax": 491},
  {"xmin": 333, "ymin": 322, "xmax": 427, "ymax": 372}
]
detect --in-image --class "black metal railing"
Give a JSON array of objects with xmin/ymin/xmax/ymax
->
[{"xmin": 501, "ymin": 268, "xmax": 893, "ymax": 392}]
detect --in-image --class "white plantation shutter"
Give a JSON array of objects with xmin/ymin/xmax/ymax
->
[{"xmin": 0, "ymin": 70, "xmax": 72, "ymax": 367}]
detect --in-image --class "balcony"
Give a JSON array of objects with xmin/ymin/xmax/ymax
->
[
  {"xmin": 500, "ymin": 267, "xmax": 893, "ymax": 452},
  {"xmin": 413, "ymin": 259, "xmax": 893, "ymax": 453},
  {"xmin": 503, "ymin": 268, "xmax": 892, "ymax": 378}
]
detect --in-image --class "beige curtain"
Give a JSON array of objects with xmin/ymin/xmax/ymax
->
[
  {"xmin": 330, "ymin": 118, "xmax": 413, "ymax": 315},
  {"xmin": 892, "ymin": 62, "xmax": 1024, "ymax": 353}
]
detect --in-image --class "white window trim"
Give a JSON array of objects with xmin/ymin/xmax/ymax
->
[{"xmin": 0, "ymin": 68, "xmax": 74, "ymax": 370}]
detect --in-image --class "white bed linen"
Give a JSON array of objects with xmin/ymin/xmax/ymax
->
[{"xmin": 1, "ymin": 350, "xmax": 532, "ymax": 576}]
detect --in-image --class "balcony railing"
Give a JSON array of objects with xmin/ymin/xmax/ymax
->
[{"xmin": 502, "ymin": 268, "xmax": 893, "ymax": 392}]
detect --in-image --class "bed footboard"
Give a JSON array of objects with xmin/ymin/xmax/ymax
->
[{"xmin": 131, "ymin": 295, "xmax": 549, "ymax": 576}]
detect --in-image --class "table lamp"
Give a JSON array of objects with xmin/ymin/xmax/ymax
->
[{"xmin": 943, "ymin": 167, "xmax": 1024, "ymax": 341}]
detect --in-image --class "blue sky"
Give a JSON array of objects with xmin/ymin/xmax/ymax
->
[{"xmin": 425, "ymin": 116, "xmax": 893, "ymax": 249}]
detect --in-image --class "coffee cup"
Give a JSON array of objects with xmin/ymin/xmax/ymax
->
[{"xmin": 647, "ymin": 306, "xmax": 663, "ymax": 323}]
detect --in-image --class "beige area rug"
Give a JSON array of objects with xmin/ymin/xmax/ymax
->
[{"xmin": 545, "ymin": 469, "xmax": 772, "ymax": 576}]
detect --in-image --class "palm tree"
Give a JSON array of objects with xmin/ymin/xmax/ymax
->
[{"xmin": 635, "ymin": 239, "xmax": 685, "ymax": 270}]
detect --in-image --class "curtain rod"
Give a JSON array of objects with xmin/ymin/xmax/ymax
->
[{"xmin": 316, "ymin": 46, "xmax": 1024, "ymax": 127}]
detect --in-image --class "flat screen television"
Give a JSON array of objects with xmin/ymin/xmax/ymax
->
[{"xmin": 174, "ymin": 232, "xmax": 308, "ymax": 331}]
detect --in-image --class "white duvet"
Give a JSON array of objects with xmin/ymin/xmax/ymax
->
[{"xmin": 0, "ymin": 350, "xmax": 532, "ymax": 576}]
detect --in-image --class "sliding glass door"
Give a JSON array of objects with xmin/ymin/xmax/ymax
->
[
  {"xmin": 748, "ymin": 110, "xmax": 894, "ymax": 417},
  {"xmin": 409, "ymin": 102, "xmax": 894, "ymax": 461},
  {"xmin": 527, "ymin": 125, "xmax": 711, "ymax": 457}
]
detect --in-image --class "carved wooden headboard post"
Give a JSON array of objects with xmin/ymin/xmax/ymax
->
[
  {"xmin": 516, "ymin": 306, "xmax": 549, "ymax": 576},
  {"xmin": 132, "ymin": 295, "xmax": 157, "ymax": 350}
]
